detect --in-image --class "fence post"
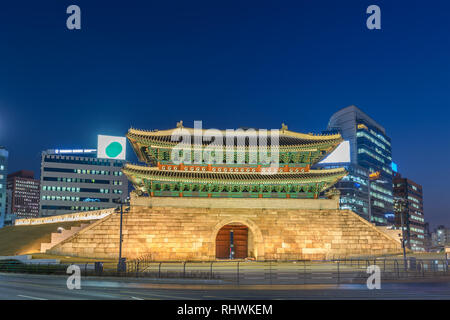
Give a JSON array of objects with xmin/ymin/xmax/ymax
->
[
  {"xmin": 337, "ymin": 262, "xmax": 340, "ymax": 284},
  {"xmin": 237, "ymin": 262, "xmax": 240, "ymax": 284},
  {"xmin": 158, "ymin": 262, "xmax": 162, "ymax": 278},
  {"xmin": 433, "ymin": 260, "xmax": 437, "ymax": 276},
  {"xmin": 269, "ymin": 261, "xmax": 272, "ymax": 285},
  {"xmin": 303, "ymin": 260, "xmax": 306, "ymax": 284},
  {"xmin": 136, "ymin": 261, "xmax": 140, "ymax": 278},
  {"xmin": 183, "ymin": 262, "xmax": 186, "ymax": 278},
  {"xmin": 422, "ymin": 260, "xmax": 425, "ymax": 278},
  {"xmin": 210, "ymin": 262, "xmax": 213, "ymax": 279}
]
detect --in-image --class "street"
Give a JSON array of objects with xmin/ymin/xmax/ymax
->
[{"xmin": 1, "ymin": 272, "xmax": 450, "ymax": 300}]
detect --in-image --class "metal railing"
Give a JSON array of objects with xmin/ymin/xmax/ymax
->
[
  {"xmin": 0, "ymin": 258, "xmax": 448, "ymax": 284},
  {"xmin": 122, "ymin": 257, "xmax": 450, "ymax": 284}
]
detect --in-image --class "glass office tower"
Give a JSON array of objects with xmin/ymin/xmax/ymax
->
[{"xmin": 327, "ymin": 105, "xmax": 393, "ymax": 225}]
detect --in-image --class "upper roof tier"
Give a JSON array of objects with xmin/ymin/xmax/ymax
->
[
  {"xmin": 127, "ymin": 123, "xmax": 343, "ymax": 165},
  {"xmin": 127, "ymin": 124, "xmax": 342, "ymax": 147}
]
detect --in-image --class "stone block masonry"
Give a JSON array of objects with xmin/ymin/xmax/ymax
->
[{"xmin": 48, "ymin": 196, "xmax": 402, "ymax": 260}]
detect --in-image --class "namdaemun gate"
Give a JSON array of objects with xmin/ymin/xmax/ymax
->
[{"xmin": 45, "ymin": 123, "xmax": 402, "ymax": 261}]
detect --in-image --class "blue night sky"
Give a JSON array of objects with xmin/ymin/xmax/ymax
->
[{"xmin": 0, "ymin": 1, "xmax": 449, "ymax": 228}]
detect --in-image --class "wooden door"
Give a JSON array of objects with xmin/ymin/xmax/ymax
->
[{"xmin": 215, "ymin": 224, "xmax": 248, "ymax": 259}]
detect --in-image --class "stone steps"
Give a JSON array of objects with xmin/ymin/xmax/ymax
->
[{"xmin": 40, "ymin": 223, "xmax": 91, "ymax": 253}]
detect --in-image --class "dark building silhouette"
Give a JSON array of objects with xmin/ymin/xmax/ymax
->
[
  {"xmin": 6, "ymin": 170, "xmax": 40, "ymax": 219},
  {"xmin": 393, "ymin": 172, "xmax": 425, "ymax": 251}
]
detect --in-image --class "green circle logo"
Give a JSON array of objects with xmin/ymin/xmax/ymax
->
[{"xmin": 105, "ymin": 142, "xmax": 123, "ymax": 158}]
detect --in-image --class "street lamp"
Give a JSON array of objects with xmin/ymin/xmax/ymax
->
[
  {"xmin": 394, "ymin": 197, "xmax": 408, "ymax": 271},
  {"xmin": 113, "ymin": 196, "xmax": 130, "ymax": 272}
]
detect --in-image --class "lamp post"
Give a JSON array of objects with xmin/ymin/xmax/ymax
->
[
  {"xmin": 367, "ymin": 178, "xmax": 372, "ymax": 223},
  {"xmin": 400, "ymin": 209, "xmax": 408, "ymax": 271},
  {"xmin": 395, "ymin": 197, "xmax": 408, "ymax": 271},
  {"xmin": 113, "ymin": 197, "xmax": 129, "ymax": 272}
]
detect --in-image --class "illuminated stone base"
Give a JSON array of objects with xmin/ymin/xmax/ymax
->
[{"xmin": 48, "ymin": 196, "xmax": 402, "ymax": 261}]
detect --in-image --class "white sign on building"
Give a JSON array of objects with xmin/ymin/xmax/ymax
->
[{"xmin": 97, "ymin": 135, "xmax": 127, "ymax": 160}]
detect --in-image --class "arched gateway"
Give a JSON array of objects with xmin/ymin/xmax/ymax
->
[
  {"xmin": 211, "ymin": 218, "xmax": 265, "ymax": 260},
  {"xmin": 44, "ymin": 123, "xmax": 403, "ymax": 261}
]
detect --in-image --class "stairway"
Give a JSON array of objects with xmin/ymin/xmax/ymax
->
[{"xmin": 40, "ymin": 223, "xmax": 92, "ymax": 253}]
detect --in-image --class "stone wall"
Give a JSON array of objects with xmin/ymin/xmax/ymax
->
[{"xmin": 48, "ymin": 197, "xmax": 402, "ymax": 261}]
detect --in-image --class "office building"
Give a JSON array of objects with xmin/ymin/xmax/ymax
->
[
  {"xmin": 326, "ymin": 105, "xmax": 394, "ymax": 225},
  {"xmin": 39, "ymin": 148, "xmax": 128, "ymax": 217},
  {"xmin": 0, "ymin": 147, "xmax": 8, "ymax": 227},
  {"xmin": 392, "ymin": 173, "xmax": 425, "ymax": 251},
  {"xmin": 6, "ymin": 170, "xmax": 40, "ymax": 219}
]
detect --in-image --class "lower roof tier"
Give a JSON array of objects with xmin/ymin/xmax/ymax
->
[{"xmin": 123, "ymin": 164, "xmax": 347, "ymax": 197}]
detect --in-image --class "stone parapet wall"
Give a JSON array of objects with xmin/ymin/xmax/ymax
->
[
  {"xmin": 130, "ymin": 194, "xmax": 340, "ymax": 210},
  {"xmin": 15, "ymin": 208, "xmax": 115, "ymax": 226}
]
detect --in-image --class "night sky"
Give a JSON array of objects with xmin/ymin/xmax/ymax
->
[{"xmin": 0, "ymin": 1, "xmax": 449, "ymax": 228}]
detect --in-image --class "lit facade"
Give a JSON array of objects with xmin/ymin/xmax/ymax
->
[
  {"xmin": 39, "ymin": 149, "xmax": 128, "ymax": 217},
  {"xmin": 0, "ymin": 147, "xmax": 8, "ymax": 228},
  {"xmin": 326, "ymin": 105, "xmax": 393, "ymax": 225},
  {"xmin": 124, "ymin": 125, "xmax": 347, "ymax": 199}
]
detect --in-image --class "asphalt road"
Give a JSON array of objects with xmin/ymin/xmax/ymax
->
[{"xmin": 1, "ymin": 272, "xmax": 450, "ymax": 300}]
